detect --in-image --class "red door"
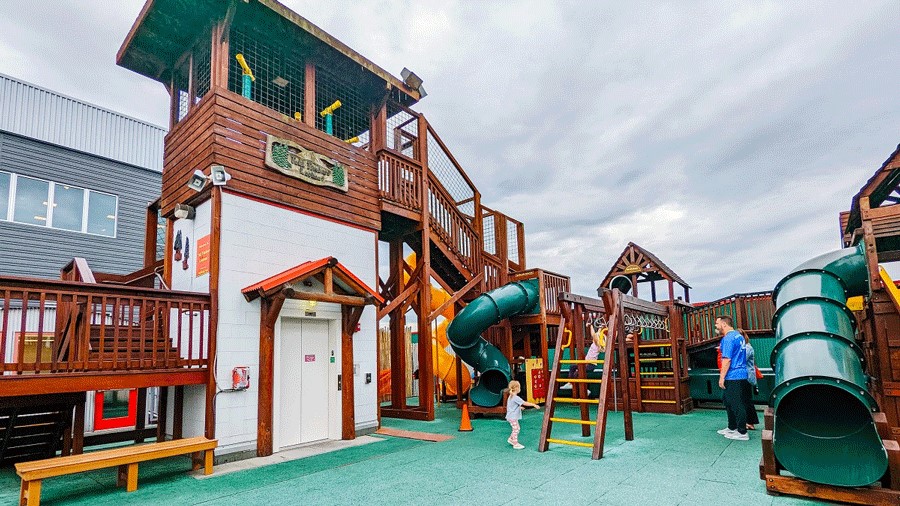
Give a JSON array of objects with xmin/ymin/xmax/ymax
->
[{"xmin": 93, "ymin": 389, "xmax": 138, "ymax": 430}]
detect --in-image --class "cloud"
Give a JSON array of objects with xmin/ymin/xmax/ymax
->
[{"xmin": 1, "ymin": 1, "xmax": 898, "ymax": 302}]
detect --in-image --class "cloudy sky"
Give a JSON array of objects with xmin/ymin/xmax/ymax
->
[{"xmin": 1, "ymin": 1, "xmax": 897, "ymax": 301}]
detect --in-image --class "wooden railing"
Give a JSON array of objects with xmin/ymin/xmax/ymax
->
[
  {"xmin": 510, "ymin": 269, "xmax": 570, "ymax": 316},
  {"xmin": 682, "ymin": 291, "xmax": 774, "ymax": 348},
  {"xmin": 0, "ymin": 276, "xmax": 210, "ymax": 376},
  {"xmin": 428, "ymin": 172, "xmax": 479, "ymax": 274},
  {"xmin": 377, "ymin": 150, "xmax": 423, "ymax": 213}
]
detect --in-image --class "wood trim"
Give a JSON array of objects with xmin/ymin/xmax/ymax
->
[
  {"xmin": 283, "ymin": 287, "xmax": 369, "ymax": 306},
  {"xmin": 0, "ymin": 370, "xmax": 207, "ymax": 397}
]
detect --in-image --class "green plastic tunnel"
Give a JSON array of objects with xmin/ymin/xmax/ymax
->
[
  {"xmin": 770, "ymin": 242, "xmax": 887, "ymax": 487},
  {"xmin": 446, "ymin": 279, "xmax": 540, "ymax": 407}
]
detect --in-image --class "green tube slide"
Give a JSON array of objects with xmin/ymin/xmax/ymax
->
[
  {"xmin": 446, "ymin": 279, "xmax": 540, "ymax": 407},
  {"xmin": 770, "ymin": 242, "xmax": 887, "ymax": 487}
]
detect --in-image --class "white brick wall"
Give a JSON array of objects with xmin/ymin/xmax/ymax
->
[{"xmin": 213, "ymin": 192, "xmax": 378, "ymax": 455}]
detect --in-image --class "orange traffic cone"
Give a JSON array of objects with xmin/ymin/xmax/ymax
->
[{"xmin": 459, "ymin": 403, "xmax": 474, "ymax": 432}]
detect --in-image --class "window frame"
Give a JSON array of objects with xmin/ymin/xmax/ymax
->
[{"xmin": 0, "ymin": 170, "xmax": 119, "ymax": 238}]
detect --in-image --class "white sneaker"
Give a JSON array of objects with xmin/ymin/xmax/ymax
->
[
  {"xmin": 560, "ymin": 383, "xmax": 572, "ymax": 390},
  {"xmin": 507, "ymin": 438, "xmax": 514, "ymax": 446},
  {"xmin": 513, "ymin": 443, "xmax": 525, "ymax": 450},
  {"xmin": 717, "ymin": 428, "xmax": 736, "ymax": 435},
  {"xmin": 725, "ymin": 432, "xmax": 749, "ymax": 441}
]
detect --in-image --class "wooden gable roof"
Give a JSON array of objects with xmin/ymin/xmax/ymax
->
[
  {"xmin": 242, "ymin": 256, "xmax": 383, "ymax": 305},
  {"xmin": 843, "ymin": 143, "xmax": 900, "ymax": 239},
  {"xmin": 599, "ymin": 242, "xmax": 690, "ymax": 290}
]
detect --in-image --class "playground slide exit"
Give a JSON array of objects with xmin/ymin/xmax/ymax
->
[
  {"xmin": 770, "ymin": 242, "xmax": 888, "ymax": 487},
  {"xmin": 446, "ymin": 279, "xmax": 540, "ymax": 407}
]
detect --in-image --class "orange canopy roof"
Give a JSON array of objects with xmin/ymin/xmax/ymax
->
[{"xmin": 241, "ymin": 257, "xmax": 383, "ymax": 304}]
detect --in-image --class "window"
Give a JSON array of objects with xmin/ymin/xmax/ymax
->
[
  {"xmin": 0, "ymin": 171, "xmax": 9, "ymax": 218},
  {"xmin": 52, "ymin": 184, "xmax": 85, "ymax": 232},
  {"xmin": 0, "ymin": 171, "xmax": 118, "ymax": 237},
  {"xmin": 87, "ymin": 191, "xmax": 117, "ymax": 237},
  {"xmin": 13, "ymin": 175, "xmax": 50, "ymax": 226}
]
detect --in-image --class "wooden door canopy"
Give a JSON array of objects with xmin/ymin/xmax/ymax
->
[{"xmin": 242, "ymin": 256, "xmax": 384, "ymax": 307}]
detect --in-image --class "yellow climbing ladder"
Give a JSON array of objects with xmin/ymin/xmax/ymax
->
[{"xmin": 538, "ymin": 291, "xmax": 634, "ymax": 459}]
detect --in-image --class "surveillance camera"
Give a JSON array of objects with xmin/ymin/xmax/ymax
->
[
  {"xmin": 187, "ymin": 169, "xmax": 207, "ymax": 192},
  {"xmin": 210, "ymin": 165, "xmax": 232, "ymax": 186}
]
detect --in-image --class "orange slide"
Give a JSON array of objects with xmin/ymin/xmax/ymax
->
[{"xmin": 378, "ymin": 254, "xmax": 472, "ymax": 397}]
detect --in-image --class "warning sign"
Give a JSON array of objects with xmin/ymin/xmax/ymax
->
[
  {"xmin": 304, "ymin": 355, "xmax": 316, "ymax": 362},
  {"xmin": 195, "ymin": 235, "xmax": 210, "ymax": 277}
]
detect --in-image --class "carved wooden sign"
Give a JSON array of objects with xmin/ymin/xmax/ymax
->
[
  {"xmin": 264, "ymin": 134, "xmax": 348, "ymax": 192},
  {"xmin": 623, "ymin": 263, "xmax": 642, "ymax": 274}
]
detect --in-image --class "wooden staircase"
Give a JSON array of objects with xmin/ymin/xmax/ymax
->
[{"xmin": 0, "ymin": 394, "xmax": 82, "ymax": 464}]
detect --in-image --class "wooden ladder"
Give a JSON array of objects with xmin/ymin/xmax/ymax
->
[{"xmin": 538, "ymin": 290, "xmax": 634, "ymax": 459}]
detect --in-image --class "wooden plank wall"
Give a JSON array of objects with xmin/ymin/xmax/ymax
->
[{"xmin": 162, "ymin": 89, "xmax": 381, "ymax": 231}]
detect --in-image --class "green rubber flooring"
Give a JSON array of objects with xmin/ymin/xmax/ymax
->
[{"xmin": 1, "ymin": 406, "xmax": 828, "ymax": 505}]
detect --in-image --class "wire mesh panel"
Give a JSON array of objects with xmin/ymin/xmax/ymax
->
[
  {"xmin": 386, "ymin": 101, "xmax": 419, "ymax": 159},
  {"xmin": 427, "ymin": 130, "xmax": 475, "ymax": 214},
  {"xmin": 314, "ymin": 64, "xmax": 371, "ymax": 141},
  {"xmin": 173, "ymin": 61, "xmax": 190, "ymax": 124},
  {"xmin": 228, "ymin": 28, "xmax": 305, "ymax": 119},
  {"xmin": 482, "ymin": 213, "xmax": 496, "ymax": 255},
  {"xmin": 192, "ymin": 35, "xmax": 211, "ymax": 105},
  {"xmin": 507, "ymin": 220, "xmax": 520, "ymax": 265}
]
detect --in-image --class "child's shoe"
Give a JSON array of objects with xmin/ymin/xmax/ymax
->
[
  {"xmin": 513, "ymin": 443, "xmax": 525, "ymax": 450},
  {"xmin": 507, "ymin": 438, "xmax": 514, "ymax": 446},
  {"xmin": 725, "ymin": 431, "xmax": 749, "ymax": 441}
]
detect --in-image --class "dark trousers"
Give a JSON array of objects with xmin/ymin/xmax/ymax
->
[
  {"xmin": 743, "ymin": 381, "xmax": 760, "ymax": 426},
  {"xmin": 568, "ymin": 364, "xmax": 596, "ymax": 378},
  {"xmin": 723, "ymin": 379, "xmax": 748, "ymax": 434}
]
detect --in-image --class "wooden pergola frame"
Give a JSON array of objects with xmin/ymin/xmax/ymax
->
[{"xmin": 242, "ymin": 257, "xmax": 382, "ymax": 456}]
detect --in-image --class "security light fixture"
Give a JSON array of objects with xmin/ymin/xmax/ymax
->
[
  {"xmin": 400, "ymin": 67, "xmax": 427, "ymax": 98},
  {"xmin": 173, "ymin": 203, "xmax": 196, "ymax": 220},
  {"xmin": 187, "ymin": 169, "xmax": 207, "ymax": 192},
  {"xmin": 210, "ymin": 165, "xmax": 232, "ymax": 186}
]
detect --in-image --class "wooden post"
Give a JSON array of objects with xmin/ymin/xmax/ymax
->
[
  {"xmin": 143, "ymin": 202, "xmax": 159, "ymax": 267},
  {"xmin": 173, "ymin": 385, "xmax": 184, "ymax": 440},
  {"xmin": 615, "ymin": 291, "xmax": 634, "ymax": 440},
  {"xmin": 304, "ymin": 63, "xmax": 316, "ymax": 128},
  {"xmin": 134, "ymin": 388, "xmax": 147, "ymax": 444},
  {"xmin": 157, "ymin": 386, "xmax": 169, "ymax": 441},
  {"xmin": 417, "ymin": 115, "xmax": 434, "ymax": 420},
  {"xmin": 667, "ymin": 304, "xmax": 685, "ymax": 414},
  {"xmin": 257, "ymin": 294, "xmax": 285, "ymax": 456},
  {"xmin": 389, "ymin": 240, "xmax": 407, "ymax": 410},
  {"xmin": 341, "ymin": 305, "xmax": 364, "ymax": 439},
  {"xmin": 205, "ymin": 187, "xmax": 222, "ymax": 440},
  {"xmin": 73, "ymin": 393, "xmax": 86, "ymax": 454}
]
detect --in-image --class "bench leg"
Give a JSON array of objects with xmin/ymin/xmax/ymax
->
[
  {"xmin": 117, "ymin": 463, "xmax": 139, "ymax": 492},
  {"xmin": 204, "ymin": 449, "xmax": 214, "ymax": 475},
  {"xmin": 19, "ymin": 479, "xmax": 41, "ymax": 506}
]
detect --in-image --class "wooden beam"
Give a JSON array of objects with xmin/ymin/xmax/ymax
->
[
  {"xmin": 341, "ymin": 305, "xmax": 365, "ymax": 440},
  {"xmin": 0, "ymin": 370, "xmax": 207, "ymax": 397},
  {"xmin": 324, "ymin": 266, "xmax": 333, "ymax": 294},
  {"xmin": 134, "ymin": 388, "xmax": 148, "ymax": 444},
  {"xmin": 283, "ymin": 287, "xmax": 369, "ymax": 307},
  {"xmin": 173, "ymin": 385, "xmax": 184, "ymax": 440},
  {"xmin": 304, "ymin": 63, "xmax": 316, "ymax": 127},
  {"xmin": 377, "ymin": 278, "xmax": 419, "ymax": 320},
  {"xmin": 389, "ymin": 239, "xmax": 407, "ymax": 409},
  {"xmin": 257, "ymin": 294, "xmax": 286, "ymax": 457},
  {"xmin": 205, "ymin": 187, "xmax": 223, "ymax": 440},
  {"xmin": 429, "ymin": 273, "xmax": 483, "ymax": 321}
]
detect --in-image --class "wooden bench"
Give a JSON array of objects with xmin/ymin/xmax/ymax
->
[{"xmin": 15, "ymin": 436, "xmax": 217, "ymax": 506}]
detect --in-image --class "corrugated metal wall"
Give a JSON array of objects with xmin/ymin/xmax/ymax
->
[
  {"xmin": 0, "ymin": 73, "xmax": 165, "ymax": 172},
  {"xmin": 0, "ymin": 131, "xmax": 161, "ymax": 277}
]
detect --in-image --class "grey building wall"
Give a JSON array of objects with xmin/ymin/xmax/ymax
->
[
  {"xmin": 0, "ymin": 131, "xmax": 161, "ymax": 278},
  {"xmin": 0, "ymin": 73, "xmax": 165, "ymax": 171}
]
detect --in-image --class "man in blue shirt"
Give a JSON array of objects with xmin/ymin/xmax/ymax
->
[{"xmin": 715, "ymin": 315, "xmax": 749, "ymax": 440}]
